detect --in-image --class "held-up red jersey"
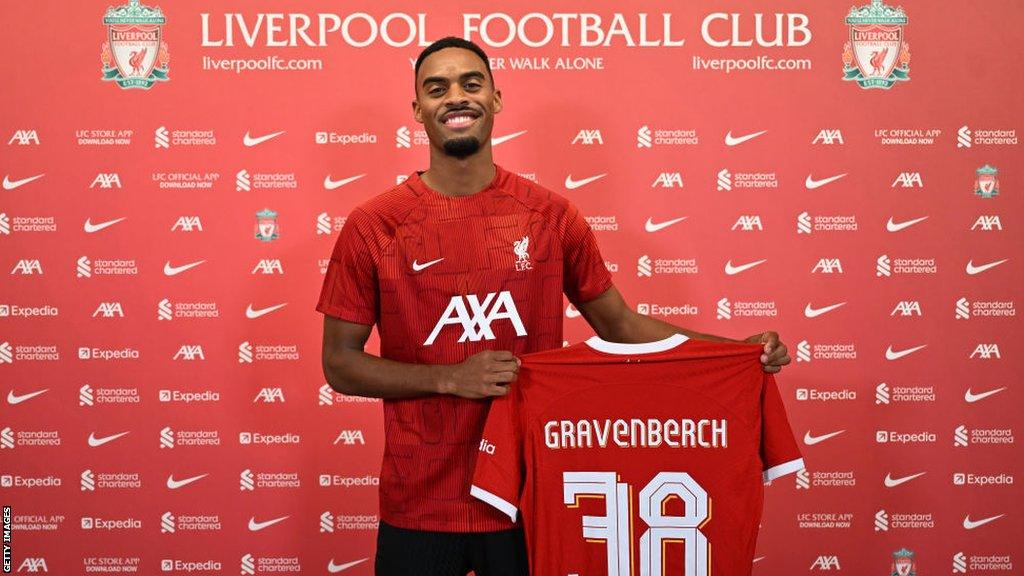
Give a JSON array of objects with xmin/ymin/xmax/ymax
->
[
  {"xmin": 316, "ymin": 164, "xmax": 613, "ymax": 531},
  {"xmin": 471, "ymin": 334, "xmax": 804, "ymax": 575}
]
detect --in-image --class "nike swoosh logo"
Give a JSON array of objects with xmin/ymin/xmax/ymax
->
[
  {"xmin": 327, "ymin": 559, "xmax": 368, "ymax": 573},
  {"xmin": 7, "ymin": 388, "xmax": 49, "ymax": 405},
  {"xmin": 163, "ymin": 260, "xmax": 205, "ymax": 276},
  {"xmin": 87, "ymin": 431, "xmax": 130, "ymax": 447},
  {"xmin": 724, "ymin": 259, "xmax": 767, "ymax": 275},
  {"xmin": 166, "ymin": 473, "xmax": 209, "ymax": 489},
  {"xmin": 644, "ymin": 216, "xmax": 688, "ymax": 232},
  {"xmin": 805, "ymin": 173, "xmax": 848, "ymax": 190},
  {"xmin": 565, "ymin": 304, "xmax": 581, "ymax": 318},
  {"xmin": 884, "ymin": 471, "xmax": 926, "ymax": 488},
  {"xmin": 965, "ymin": 386, "xmax": 1006, "ymax": 403},
  {"xmin": 412, "ymin": 258, "xmax": 444, "ymax": 272},
  {"xmin": 3, "ymin": 173, "xmax": 45, "ymax": 190},
  {"xmin": 246, "ymin": 303, "xmax": 288, "ymax": 319},
  {"xmin": 963, "ymin": 514, "xmax": 1004, "ymax": 530},
  {"xmin": 323, "ymin": 173, "xmax": 366, "ymax": 190},
  {"xmin": 243, "ymin": 130, "xmax": 285, "ymax": 147},
  {"xmin": 885, "ymin": 344, "xmax": 926, "ymax": 360},
  {"xmin": 886, "ymin": 215, "xmax": 929, "ymax": 232},
  {"xmin": 564, "ymin": 173, "xmax": 607, "ymax": 190},
  {"xmin": 965, "ymin": 259, "xmax": 1007, "ymax": 275},
  {"xmin": 803, "ymin": 430, "xmax": 845, "ymax": 446},
  {"xmin": 491, "ymin": 130, "xmax": 528, "ymax": 146},
  {"xmin": 724, "ymin": 130, "xmax": 767, "ymax": 146},
  {"xmin": 804, "ymin": 302, "xmax": 847, "ymax": 318},
  {"xmin": 84, "ymin": 217, "xmax": 127, "ymax": 233},
  {"xmin": 248, "ymin": 515, "xmax": 289, "ymax": 531},
  {"xmin": 752, "ymin": 556, "xmax": 765, "ymax": 563}
]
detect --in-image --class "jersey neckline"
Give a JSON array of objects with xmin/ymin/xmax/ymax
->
[
  {"xmin": 406, "ymin": 163, "xmax": 507, "ymax": 202},
  {"xmin": 583, "ymin": 333, "xmax": 689, "ymax": 355}
]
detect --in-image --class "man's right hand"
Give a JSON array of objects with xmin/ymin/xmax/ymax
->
[{"xmin": 435, "ymin": 350, "xmax": 520, "ymax": 399}]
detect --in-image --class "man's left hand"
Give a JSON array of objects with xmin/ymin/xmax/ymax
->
[{"xmin": 745, "ymin": 331, "xmax": 790, "ymax": 373}]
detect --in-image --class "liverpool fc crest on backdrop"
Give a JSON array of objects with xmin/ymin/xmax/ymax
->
[
  {"xmin": 842, "ymin": 0, "xmax": 910, "ymax": 89},
  {"xmin": 101, "ymin": 0, "xmax": 170, "ymax": 89}
]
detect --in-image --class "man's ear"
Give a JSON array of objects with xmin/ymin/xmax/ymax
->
[
  {"xmin": 492, "ymin": 88, "xmax": 503, "ymax": 115},
  {"xmin": 412, "ymin": 99, "xmax": 423, "ymax": 124}
]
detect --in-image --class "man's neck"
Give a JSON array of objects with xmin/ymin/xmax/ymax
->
[{"xmin": 420, "ymin": 146, "xmax": 496, "ymax": 197}]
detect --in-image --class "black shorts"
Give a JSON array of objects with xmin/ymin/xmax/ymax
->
[{"xmin": 375, "ymin": 520, "xmax": 529, "ymax": 576}]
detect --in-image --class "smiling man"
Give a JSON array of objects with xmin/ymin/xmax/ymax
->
[{"xmin": 317, "ymin": 36, "xmax": 791, "ymax": 576}]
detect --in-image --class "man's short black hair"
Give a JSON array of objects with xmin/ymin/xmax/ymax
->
[{"xmin": 414, "ymin": 36, "xmax": 493, "ymax": 83}]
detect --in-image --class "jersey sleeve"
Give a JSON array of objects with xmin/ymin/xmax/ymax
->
[
  {"xmin": 470, "ymin": 393, "xmax": 524, "ymax": 523},
  {"xmin": 315, "ymin": 208, "xmax": 379, "ymax": 325},
  {"xmin": 760, "ymin": 372, "xmax": 804, "ymax": 482},
  {"xmin": 561, "ymin": 201, "xmax": 613, "ymax": 306}
]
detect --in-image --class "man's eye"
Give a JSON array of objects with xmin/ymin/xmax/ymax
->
[
  {"xmin": 429, "ymin": 86, "xmax": 445, "ymax": 96},
  {"xmin": 465, "ymin": 83, "xmax": 481, "ymax": 90}
]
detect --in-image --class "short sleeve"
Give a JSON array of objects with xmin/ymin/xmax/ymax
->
[
  {"xmin": 315, "ymin": 208, "xmax": 379, "ymax": 325},
  {"xmin": 760, "ymin": 372, "xmax": 804, "ymax": 482},
  {"xmin": 561, "ymin": 201, "xmax": 613, "ymax": 306},
  {"xmin": 470, "ymin": 394, "xmax": 524, "ymax": 523}
]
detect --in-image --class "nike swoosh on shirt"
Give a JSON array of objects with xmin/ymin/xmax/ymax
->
[
  {"xmin": 87, "ymin": 431, "xmax": 130, "ymax": 447},
  {"xmin": 166, "ymin": 473, "xmax": 209, "ymax": 489},
  {"xmin": 323, "ymin": 173, "xmax": 366, "ymax": 190},
  {"xmin": 724, "ymin": 259, "xmax": 767, "ymax": 275},
  {"xmin": 963, "ymin": 514, "xmax": 1004, "ymax": 530},
  {"xmin": 804, "ymin": 302, "xmax": 846, "ymax": 318},
  {"xmin": 327, "ymin": 559, "xmax": 368, "ymax": 573},
  {"xmin": 3, "ymin": 173, "xmax": 45, "ymax": 190},
  {"xmin": 752, "ymin": 557, "xmax": 766, "ymax": 563},
  {"xmin": 965, "ymin": 387, "xmax": 1006, "ymax": 403},
  {"xmin": 84, "ymin": 217, "xmax": 127, "ymax": 233},
  {"xmin": 724, "ymin": 130, "xmax": 767, "ymax": 146},
  {"xmin": 886, "ymin": 215, "xmax": 929, "ymax": 232},
  {"xmin": 965, "ymin": 259, "xmax": 1007, "ymax": 275},
  {"xmin": 884, "ymin": 471, "xmax": 926, "ymax": 488},
  {"xmin": 7, "ymin": 388, "xmax": 49, "ymax": 405},
  {"xmin": 885, "ymin": 344, "xmax": 926, "ymax": 360},
  {"xmin": 565, "ymin": 304, "xmax": 581, "ymax": 318},
  {"xmin": 243, "ymin": 130, "xmax": 285, "ymax": 147},
  {"xmin": 803, "ymin": 430, "xmax": 845, "ymax": 445},
  {"xmin": 491, "ymin": 130, "xmax": 528, "ymax": 146},
  {"xmin": 163, "ymin": 260, "xmax": 205, "ymax": 276},
  {"xmin": 412, "ymin": 258, "xmax": 444, "ymax": 272},
  {"xmin": 805, "ymin": 173, "xmax": 848, "ymax": 189},
  {"xmin": 248, "ymin": 515, "xmax": 289, "ymax": 531},
  {"xmin": 644, "ymin": 216, "xmax": 688, "ymax": 232},
  {"xmin": 246, "ymin": 303, "xmax": 288, "ymax": 319},
  {"xmin": 564, "ymin": 173, "xmax": 607, "ymax": 190}
]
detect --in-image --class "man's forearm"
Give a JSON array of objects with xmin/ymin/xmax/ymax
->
[
  {"xmin": 606, "ymin": 309, "xmax": 744, "ymax": 344},
  {"xmin": 324, "ymin": 347, "xmax": 445, "ymax": 400}
]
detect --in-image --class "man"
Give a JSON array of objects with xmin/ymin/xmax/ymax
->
[{"xmin": 317, "ymin": 36, "xmax": 791, "ymax": 576}]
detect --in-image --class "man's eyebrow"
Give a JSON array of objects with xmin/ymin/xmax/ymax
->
[{"xmin": 421, "ymin": 71, "xmax": 487, "ymax": 86}]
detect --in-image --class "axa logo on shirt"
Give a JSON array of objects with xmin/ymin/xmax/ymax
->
[{"xmin": 424, "ymin": 291, "xmax": 526, "ymax": 345}]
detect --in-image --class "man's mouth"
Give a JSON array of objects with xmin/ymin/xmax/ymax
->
[{"xmin": 441, "ymin": 110, "xmax": 481, "ymax": 129}]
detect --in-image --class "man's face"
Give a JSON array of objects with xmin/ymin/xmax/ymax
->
[{"xmin": 413, "ymin": 47, "xmax": 502, "ymax": 159}]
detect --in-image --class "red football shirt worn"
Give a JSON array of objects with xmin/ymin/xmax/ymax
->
[
  {"xmin": 471, "ymin": 334, "xmax": 803, "ymax": 575},
  {"xmin": 316, "ymin": 164, "xmax": 613, "ymax": 531}
]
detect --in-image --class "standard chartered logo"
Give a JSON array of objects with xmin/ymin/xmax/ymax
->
[
  {"xmin": 318, "ymin": 384, "xmax": 334, "ymax": 406},
  {"xmin": 953, "ymin": 425, "xmax": 968, "ymax": 447},
  {"xmin": 797, "ymin": 211, "xmax": 812, "ymax": 234},
  {"xmin": 795, "ymin": 468, "xmax": 810, "ymax": 490},
  {"xmin": 953, "ymin": 552, "xmax": 967, "ymax": 573},
  {"xmin": 796, "ymin": 340, "xmax": 811, "ymax": 362},
  {"xmin": 876, "ymin": 255, "xmax": 892, "ymax": 277},
  {"xmin": 236, "ymin": 169, "xmax": 251, "ymax": 191},
  {"xmin": 79, "ymin": 384, "xmax": 94, "ymax": 406},
  {"xmin": 240, "ymin": 469, "xmax": 255, "ymax": 491},
  {"xmin": 875, "ymin": 383, "xmax": 891, "ymax": 404},
  {"xmin": 155, "ymin": 126, "xmax": 170, "ymax": 149},
  {"xmin": 81, "ymin": 469, "xmax": 95, "ymax": 491},
  {"xmin": 76, "ymin": 256, "xmax": 92, "ymax": 278},
  {"xmin": 874, "ymin": 510, "xmax": 889, "ymax": 531},
  {"xmin": 1, "ymin": 427, "xmax": 14, "ymax": 448},
  {"xmin": 955, "ymin": 297, "xmax": 970, "ymax": 319},
  {"xmin": 316, "ymin": 213, "xmax": 332, "ymax": 235},
  {"xmin": 636, "ymin": 125, "xmax": 652, "ymax": 148},
  {"xmin": 161, "ymin": 511, "xmax": 176, "ymax": 533},
  {"xmin": 238, "ymin": 341, "xmax": 253, "ymax": 363},
  {"xmin": 396, "ymin": 126, "xmax": 411, "ymax": 148},
  {"xmin": 716, "ymin": 169, "xmax": 732, "ymax": 191},
  {"xmin": 160, "ymin": 427, "xmax": 175, "ymax": 449},
  {"xmin": 0, "ymin": 213, "xmax": 9, "ymax": 235},
  {"xmin": 637, "ymin": 255, "xmax": 652, "ymax": 277},
  {"xmin": 957, "ymin": 125, "xmax": 972, "ymax": 148},
  {"xmin": 319, "ymin": 511, "xmax": 334, "ymax": 533},
  {"xmin": 715, "ymin": 298, "xmax": 731, "ymax": 320},
  {"xmin": 241, "ymin": 554, "xmax": 256, "ymax": 575},
  {"xmin": 158, "ymin": 298, "xmax": 173, "ymax": 320}
]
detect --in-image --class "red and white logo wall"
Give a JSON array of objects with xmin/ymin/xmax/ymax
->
[{"xmin": 1, "ymin": 1, "xmax": 1021, "ymax": 574}]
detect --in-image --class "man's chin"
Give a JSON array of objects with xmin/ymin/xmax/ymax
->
[{"xmin": 442, "ymin": 136, "xmax": 482, "ymax": 159}]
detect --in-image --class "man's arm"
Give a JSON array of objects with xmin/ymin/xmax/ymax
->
[
  {"xmin": 321, "ymin": 315, "xmax": 519, "ymax": 399},
  {"xmin": 575, "ymin": 285, "xmax": 791, "ymax": 372}
]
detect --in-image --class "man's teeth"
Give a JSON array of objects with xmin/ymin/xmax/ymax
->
[{"xmin": 444, "ymin": 115, "xmax": 475, "ymax": 127}]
